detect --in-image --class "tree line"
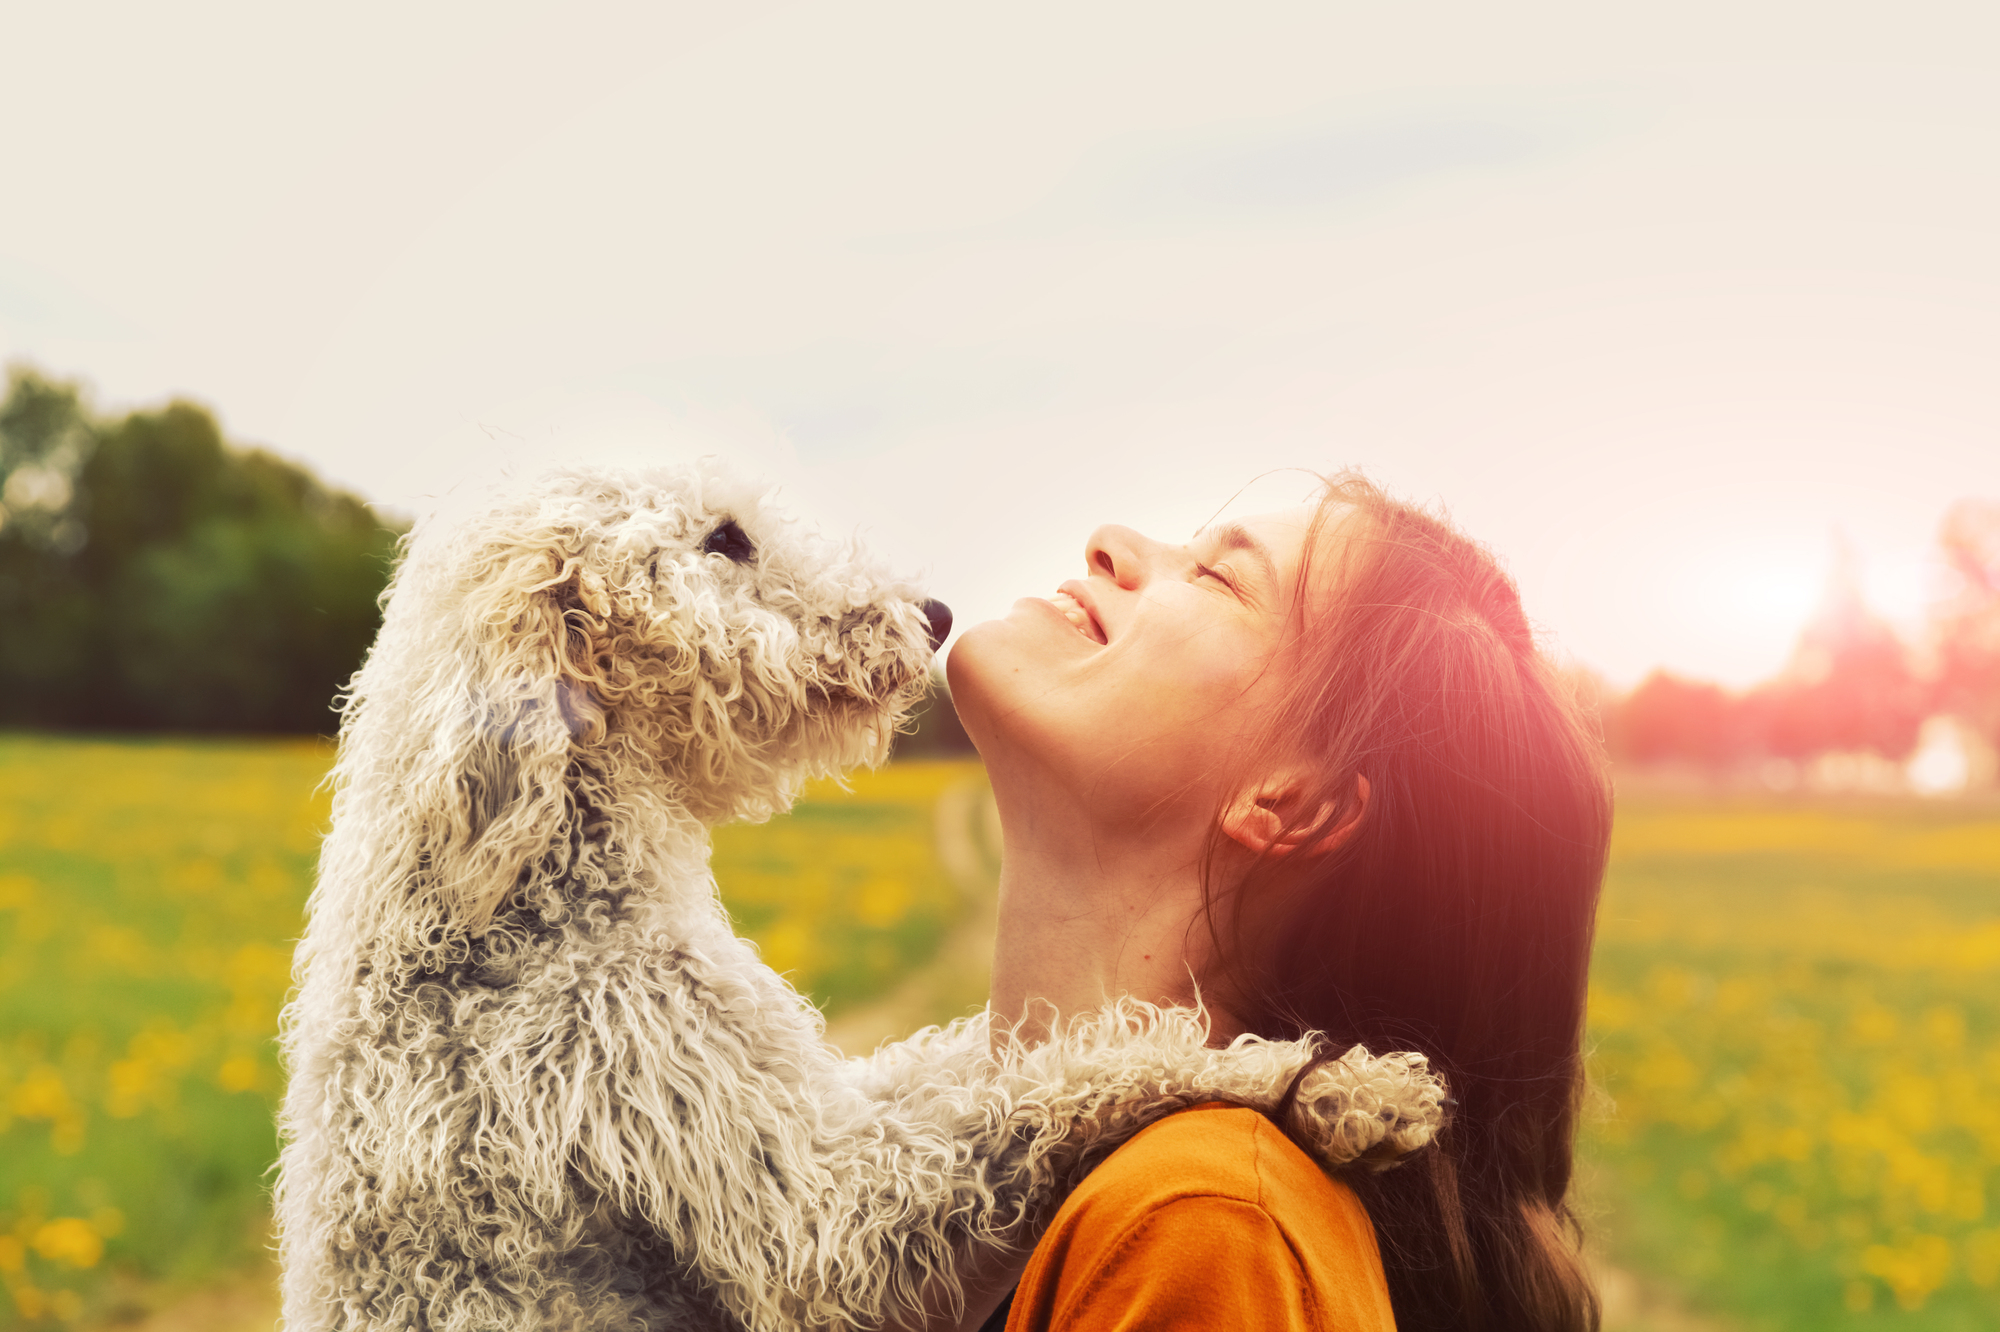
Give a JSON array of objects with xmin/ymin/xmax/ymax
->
[
  {"xmin": 8, "ymin": 358, "xmax": 1992, "ymax": 758},
  {"xmin": 0, "ymin": 366, "xmax": 402, "ymax": 734},
  {"xmin": 0, "ymin": 363, "xmax": 983, "ymax": 748}
]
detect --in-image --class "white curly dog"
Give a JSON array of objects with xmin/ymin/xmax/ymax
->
[{"xmin": 276, "ymin": 462, "xmax": 1443, "ymax": 1331}]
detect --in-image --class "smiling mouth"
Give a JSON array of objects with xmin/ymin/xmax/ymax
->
[{"xmin": 1048, "ymin": 590, "xmax": 1107, "ymax": 645}]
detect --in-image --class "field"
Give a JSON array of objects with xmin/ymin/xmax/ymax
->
[
  {"xmin": 2, "ymin": 736, "xmax": 1998, "ymax": 1329},
  {"xmin": 0, "ymin": 735, "xmax": 984, "ymax": 1328},
  {"xmin": 1587, "ymin": 793, "xmax": 2000, "ymax": 1330}
]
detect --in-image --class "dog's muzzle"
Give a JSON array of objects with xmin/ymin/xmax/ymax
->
[{"xmin": 920, "ymin": 599, "xmax": 952, "ymax": 651}]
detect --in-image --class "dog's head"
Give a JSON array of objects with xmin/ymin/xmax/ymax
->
[{"xmin": 347, "ymin": 461, "xmax": 947, "ymax": 934}]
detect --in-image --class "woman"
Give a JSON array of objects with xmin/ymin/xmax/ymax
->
[{"xmin": 944, "ymin": 473, "xmax": 1611, "ymax": 1331}]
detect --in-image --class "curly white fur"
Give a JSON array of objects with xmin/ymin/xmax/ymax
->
[{"xmin": 275, "ymin": 461, "xmax": 1445, "ymax": 1331}]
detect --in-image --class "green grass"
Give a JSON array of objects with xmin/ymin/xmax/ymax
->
[
  {"xmin": 712, "ymin": 760, "xmax": 978, "ymax": 1012},
  {"xmin": 0, "ymin": 734, "xmax": 978, "ymax": 1326},
  {"xmin": 0, "ymin": 735, "xmax": 328, "ymax": 1324},
  {"xmin": 1585, "ymin": 793, "xmax": 2000, "ymax": 1330},
  {"xmin": 10, "ymin": 731, "xmax": 1998, "ymax": 1330}
]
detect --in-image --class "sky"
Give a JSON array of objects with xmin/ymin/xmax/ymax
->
[{"xmin": 4, "ymin": 0, "xmax": 1997, "ymax": 687}]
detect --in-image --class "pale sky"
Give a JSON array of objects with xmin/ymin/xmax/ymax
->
[{"xmin": 5, "ymin": 1, "xmax": 1997, "ymax": 687}]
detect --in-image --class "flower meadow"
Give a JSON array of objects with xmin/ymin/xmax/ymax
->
[
  {"xmin": 0, "ymin": 735, "xmax": 976, "ymax": 1327},
  {"xmin": 0, "ymin": 736, "xmax": 322, "ymax": 1326},
  {"xmin": 1587, "ymin": 794, "xmax": 2000, "ymax": 1330},
  {"xmin": 3, "ymin": 733, "xmax": 1998, "ymax": 1329},
  {"xmin": 708, "ymin": 759, "xmax": 975, "ymax": 1014}
]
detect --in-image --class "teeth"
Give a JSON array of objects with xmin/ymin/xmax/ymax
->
[{"xmin": 1048, "ymin": 591, "xmax": 1101, "ymax": 643}]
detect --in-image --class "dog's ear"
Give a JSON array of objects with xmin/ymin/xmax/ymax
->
[
  {"xmin": 401, "ymin": 550, "xmax": 615, "ymax": 941},
  {"xmin": 545, "ymin": 568, "xmax": 613, "ymax": 745}
]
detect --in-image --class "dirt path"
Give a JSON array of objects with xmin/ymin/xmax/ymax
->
[
  {"xmin": 821, "ymin": 775, "xmax": 1001, "ymax": 1055},
  {"xmin": 1595, "ymin": 1258, "xmax": 1734, "ymax": 1332},
  {"xmin": 90, "ymin": 1259, "xmax": 280, "ymax": 1331}
]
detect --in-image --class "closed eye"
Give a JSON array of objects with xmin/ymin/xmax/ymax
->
[
  {"xmin": 1196, "ymin": 563, "xmax": 1237, "ymax": 591},
  {"xmin": 701, "ymin": 519, "xmax": 756, "ymax": 564}
]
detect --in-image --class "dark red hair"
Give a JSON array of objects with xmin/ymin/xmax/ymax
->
[{"xmin": 1203, "ymin": 474, "xmax": 1611, "ymax": 1332}]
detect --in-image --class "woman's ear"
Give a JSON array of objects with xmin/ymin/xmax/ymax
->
[{"xmin": 1220, "ymin": 773, "xmax": 1370, "ymax": 858}]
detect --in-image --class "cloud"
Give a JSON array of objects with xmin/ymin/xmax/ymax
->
[
  {"xmin": 1080, "ymin": 112, "xmax": 1556, "ymax": 224},
  {"xmin": 0, "ymin": 258, "xmax": 139, "ymax": 341}
]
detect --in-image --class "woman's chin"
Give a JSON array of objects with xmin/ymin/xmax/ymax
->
[
  {"xmin": 942, "ymin": 621, "xmax": 1004, "ymax": 727},
  {"xmin": 946, "ymin": 609, "xmax": 1084, "ymax": 757}
]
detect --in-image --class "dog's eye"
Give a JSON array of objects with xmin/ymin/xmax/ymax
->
[{"xmin": 700, "ymin": 519, "xmax": 755, "ymax": 564}]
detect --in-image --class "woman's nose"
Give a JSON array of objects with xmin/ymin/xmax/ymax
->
[{"xmin": 1084, "ymin": 524, "xmax": 1160, "ymax": 590}]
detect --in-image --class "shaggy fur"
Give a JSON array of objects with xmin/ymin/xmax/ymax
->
[{"xmin": 275, "ymin": 462, "xmax": 1445, "ymax": 1332}]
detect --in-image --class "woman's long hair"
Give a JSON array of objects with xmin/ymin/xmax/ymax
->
[{"xmin": 1203, "ymin": 474, "xmax": 1612, "ymax": 1332}]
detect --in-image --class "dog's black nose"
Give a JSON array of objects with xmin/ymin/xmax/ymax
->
[{"xmin": 920, "ymin": 599, "xmax": 952, "ymax": 651}]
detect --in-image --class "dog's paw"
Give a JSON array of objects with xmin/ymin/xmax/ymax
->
[{"xmin": 1289, "ymin": 1045, "xmax": 1447, "ymax": 1169}]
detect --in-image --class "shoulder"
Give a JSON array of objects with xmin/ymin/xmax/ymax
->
[
  {"xmin": 1049, "ymin": 1104, "xmax": 1316, "ymax": 1221},
  {"xmin": 1063, "ymin": 1105, "xmax": 1372, "ymax": 1241},
  {"xmin": 1008, "ymin": 1106, "xmax": 1396, "ymax": 1332}
]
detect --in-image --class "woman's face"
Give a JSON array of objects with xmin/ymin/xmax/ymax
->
[{"xmin": 948, "ymin": 504, "xmax": 1327, "ymax": 828}]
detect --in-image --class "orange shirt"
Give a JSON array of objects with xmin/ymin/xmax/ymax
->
[{"xmin": 1005, "ymin": 1105, "xmax": 1397, "ymax": 1332}]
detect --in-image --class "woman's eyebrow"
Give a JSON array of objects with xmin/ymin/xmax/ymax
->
[{"xmin": 1196, "ymin": 522, "xmax": 1278, "ymax": 584}]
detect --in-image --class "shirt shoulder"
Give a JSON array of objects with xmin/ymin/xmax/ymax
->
[
  {"xmin": 1007, "ymin": 1106, "xmax": 1398, "ymax": 1332},
  {"xmin": 1068, "ymin": 1102, "xmax": 1273, "ymax": 1212}
]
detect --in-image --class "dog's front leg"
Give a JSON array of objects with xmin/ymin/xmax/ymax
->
[
  {"xmin": 551, "ymin": 954, "xmax": 1440, "ymax": 1332},
  {"xmin": 835, "ymin": 1001, "xmax": 1447, "ymax": 1319},
  {"xmin": 539, "ymin": 945, "xmax": 1014, "ymax": 1332}
]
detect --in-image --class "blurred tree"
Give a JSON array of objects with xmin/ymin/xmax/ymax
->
[
  {"xmin": 0, "ymin": 365, "xmax": 402, "ymax": 734},
  {"xmin": 1608, "ymin": 539, "xmax": 1938, "ymax": 772},
  {"xmin": 1755, "ymin": 538, "xmax": 1925, "ymax": 760},
  {"xmin": 1614, "ymin": 670, "xmax": 1745, "ymax": 767},
  {"xmin": 1932, "ymin": 499, "xmax": 2000, "ymax": 746}
]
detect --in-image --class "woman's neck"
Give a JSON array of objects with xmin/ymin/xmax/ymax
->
[{"xmin": 984, "ymin": 755, "xmax": 1244, "ymax": 1048}]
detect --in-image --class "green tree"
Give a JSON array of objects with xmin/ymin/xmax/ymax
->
[{"xmin": 0, "ymin": 365, "xmax": 402, "ymax": 733}]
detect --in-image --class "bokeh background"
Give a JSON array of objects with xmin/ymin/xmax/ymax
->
[{"xmin": 3, "ymin": 2, "xmax": 1998, "ymax": 1328}]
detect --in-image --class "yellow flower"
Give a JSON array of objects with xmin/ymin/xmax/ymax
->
[
  {"xmin": 854, "ymin": 878, "xmax": 910, "ymax": 928},
  {"xmin": 10, "ymin": 1066, "xmax": 70, "ymax": 1121},
  {"xmin": 218, "ymin": 1056, "xmax": 260, "ymax": 1093},
  {"xmin": 30, "ymin": 1217, "xmax": 103, "ymax": 1269},
  {"xmin": 1861, "ymin": 1234, "xmax": 1953, "ymax": 1311}
]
